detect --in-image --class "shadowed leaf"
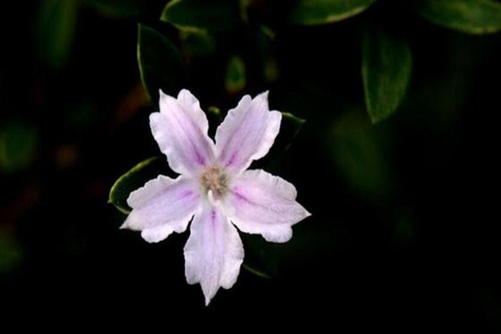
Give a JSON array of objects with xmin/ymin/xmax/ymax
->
[
  {"xmin": 329, "ymin": 110, "xmax": 394, "ymax": 201},
  {"xmin": 137, "ymin": 24, "xmax": 185, "ymax": 106},
  {"xmin": 161, "ymin": 0, "xmax": 241, "ymax": 32},
  {"xmin": 37, "ymin": 0, "xmax": 78, "ymax": 69},
  {"xmin": 417, "ymin": 0, "xmax": 501, "ymax": 34},
  {"xmin": 290, "ymin": 0, "xmax": 377, "ymax": 25},
  {"xmin": 362, "ymin": 25, "xmax": 412, "ymax": 123},
  {"xmin": 109, "ymin": 157, "xmax": 170, "ymax": 214}
]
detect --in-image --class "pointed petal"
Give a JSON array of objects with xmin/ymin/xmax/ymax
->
[
  {"xmin": 215, "ymin": 91, "xmax": 282, "ymax": 173},
  {"xmin": 184, "ymin": 205, "xmax": 244, "ymax": 305},
  {"xmin": 224, "ymin": 169, "xmax": 310, "ymax": 243},
  {"xmin": 150, "ymin": 89, "xmax": 215, "ymax": 176},
  {"xmin": 123, "ymin": 175, "xmax": 200, "ymax": 243}
]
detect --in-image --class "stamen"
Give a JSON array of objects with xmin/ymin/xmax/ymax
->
[{"xmin": 200, "ymin": 166, "xmax": 228, "ymax": 199}]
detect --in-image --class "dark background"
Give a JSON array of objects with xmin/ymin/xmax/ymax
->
[{"xmin": 1, "ymin": 0, "xmax": 501, "ymax": 330}]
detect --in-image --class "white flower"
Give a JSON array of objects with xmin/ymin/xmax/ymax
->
[{"xmin": 122, "ymin": 89, "xmax": 310, "ymax": 305}]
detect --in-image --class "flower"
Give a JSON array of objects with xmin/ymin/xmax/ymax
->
[{"xmin": 122, "ymin": 89, "xmax": 310, "ymax": 305}]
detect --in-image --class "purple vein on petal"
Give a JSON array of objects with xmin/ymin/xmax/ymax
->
[{"xmin": 171, "ymin": 104, "xmax": 209, "ymax": 167}]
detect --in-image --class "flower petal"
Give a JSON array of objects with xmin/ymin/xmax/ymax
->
[
  {"xmin": 184, "ymin": 204, "xmax": 244, "ymax": 305},
  {"xmin": 215, "ymin": 91, "xmax": 281, "ymax": 173},
  {"xmin": 122, "ymin": 175, "xmax": 200, "ymax": 243},
  {"xmin": 141, "ymin": 225, "xmax": 181, "ymax": 243},
  {"xmin": 150, "ymin": 89, "xmax": 215, "ymax": 176},
  {"xmin": 224, "ymin": 169, "xmax": 310, "ymax": 243}
]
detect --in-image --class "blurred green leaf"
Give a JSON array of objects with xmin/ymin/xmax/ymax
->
[
  {"xmin": 206, "ymin": 106, "xmax": 223, "ymax": 138},
  {"xmin": 362, "ymin": 25, "xmax": 412, "ymax": 124},
  {"xmin": 417, "ymin": 0, "xmax": 501, "ymax": 34},
  {"xmin": 330, "ymin": 110, "xmax": 393, "ymax": 201},
  {"xmin": 109, "ymin": 156, "xmax": 168, "ymax": 214},
  {"xmin": 137, "ymin": 24, "xmax": 185, "ymax": 106},
  {"xmin": 0, "ymin": 231, "xmax": 23, "ymax": 275},
  {"xmin": 160, "ymin": 0, "xmax": 241, "ymax": 32},
  {"xmin": 242, "ymin": 263, "xmax": 271, "ymax": 279},
  {"xmin": 180, "ymin": 30, "xmax": 216, "ymax": 58},
  {"xmin": 37, "ymin": 0, "xmax": 78, "ymax": 69},
  {"xmin": 225, "ymin": 56, "xmax": 246, "ymax": 94},
  {"xmin": 263, "ymin": 56, "xmax": 279, "ymax": 83},
  {"xmin": 0, "ymin": 122, "xmax": 38, "ymax": 173},
  {"xmin": 393, "ymin": 207, "xmax": 416, "ymax": 244},
  {"xmin": 290, "ymin": 0, "xmax": 377, "ymax": 25},
  {"xmin": 85, "ymin": 0, "xmax": 149, "ymax": 18}
]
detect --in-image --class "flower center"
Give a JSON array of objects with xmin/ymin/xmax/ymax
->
[{"xmin": 200, "ymin": 166, "xmax": 229, "ymax": 199}]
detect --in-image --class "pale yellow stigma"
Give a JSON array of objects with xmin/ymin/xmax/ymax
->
[{"xmin": 200, "ymin": 166, "xmax": 229, "ymax": 199}]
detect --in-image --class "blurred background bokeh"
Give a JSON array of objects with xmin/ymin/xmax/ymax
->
[{"xmin": 2, "ymin": 0, "xmax": 501, "ymax": 330}]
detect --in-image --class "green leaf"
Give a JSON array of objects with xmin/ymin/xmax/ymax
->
[
  {"xmin": 362, "ymin": 25, "xmax": 412, "ymax": 123},
  {"xmin": 160, "ymin": 0, "xmax": 242, "ymax": 32},
  {"xmin": 36, "ymin": 0, "xmax": 78, "ymax": 69},
  {"xmin": 417, "ymin": 0, "xmax": 501, "ymax": 34},
  {"xmin": 109, "ymin": 157, "xmax": 168, "ymax": 214},
  {"xmin": 137, "ymin": 24, "xmax": 185, "ymax": 106},
  {"xmin": 290, "ymin": 0, "xmax": 377, "ymax": 25},
  {"xmin": 225, "ymin": 56, "xmax": 246, "ymax": 94}
]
